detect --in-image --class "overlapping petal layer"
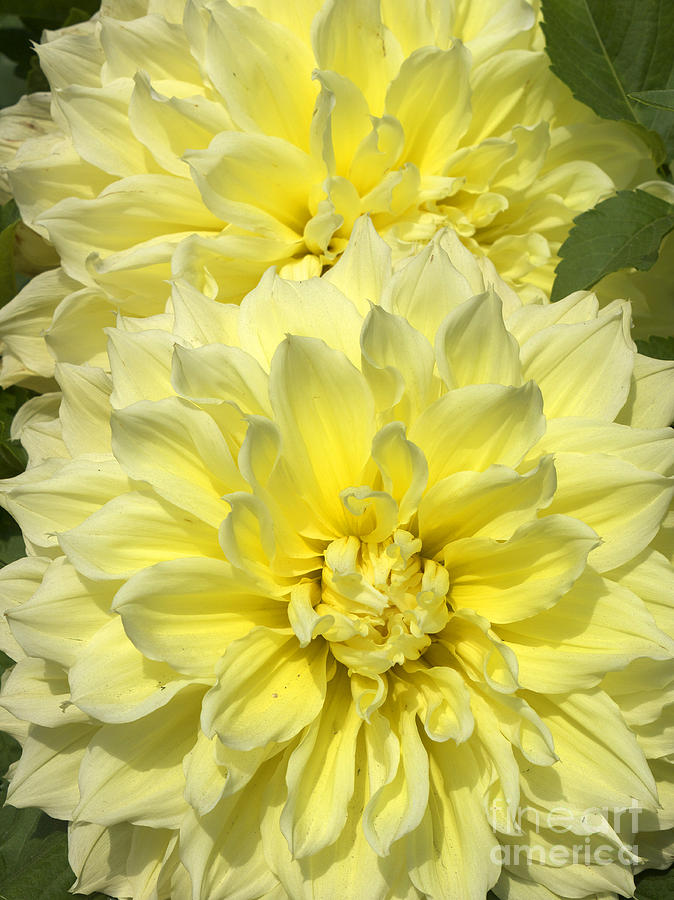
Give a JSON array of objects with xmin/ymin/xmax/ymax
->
[
  {"xmin": 0, "ymin": 222, "xmax": 672, "ymax": 898},
  {"xmin": 0, "ymin": 0, "xmax": 663, "ymax": 386}
]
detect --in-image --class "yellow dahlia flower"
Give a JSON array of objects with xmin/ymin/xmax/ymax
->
[
  {"xmin": 0, "ymin": 221, "xmax": 672, "ymax": 899},
  {"xmin": 0, "ymin": 0, "xmax": 661, "ymax": 386}
]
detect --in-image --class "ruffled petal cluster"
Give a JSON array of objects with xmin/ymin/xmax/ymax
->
[
  {"xmin": 0, "ymin": 0, "xmax": 661, "ymax": 386},
  {"xmin": 0, "ymin": 221, "xmax": 672, "ymax": 899}
]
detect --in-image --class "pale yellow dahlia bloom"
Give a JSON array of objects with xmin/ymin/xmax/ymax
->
[
  {"xmin": 0, "ymin": 221, "xmax": 672, "ymax": 899},
  {"xmin": 0, "ymin": 0, "xmax": 661, "ymax": 387}
]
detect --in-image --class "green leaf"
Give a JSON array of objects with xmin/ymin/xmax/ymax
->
[
  {"xmin": 635, "ymin": 865, "xmax": 674, "ymax": 899},
  {"xmin": 636, "ymin": 335, "xmax": 674, "ymax": 360},
  {"xmin": 551, "ymin": 189, "xmax": 674, "ymax": 301},
  {"xmin": 0, "ymin": 0, "xmax": 99, "ymax": 20},
  {"xmin": 630, "ymin": 89, "xmax": 674, "ymax": 113},
  {"xmin": 541, "ymin": 0, "xmax": 674, "ymax": 159},
  {"xmin": 0, "ymin": 220, "xmax": 17, "ymax": 308},
  {"xmin": 0, "ymin": 385, "xmax": 31, "ymax": 481},
  {"xmin": 0, "ymin": 202, "xmax": 18, "ymax": 234}
]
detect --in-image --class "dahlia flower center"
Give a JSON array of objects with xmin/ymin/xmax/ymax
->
[{"xmin": 313, "ymin": 530, "xmax": 450, "ymax": 677}]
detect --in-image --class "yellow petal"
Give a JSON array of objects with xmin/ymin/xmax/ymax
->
[
  {"xmin": 269, "ymin": 335, "xmax": 375, "ymax": 535},
  {"xmin": 60, "ymin": 489, "xmax": 222, "ymax": 580},
  {"xmin": 201, "ymin": 627, "xmax": 328, "ymax": 751},
  {"xmin": 408, "ymin": 381, "xmax": 545, "ymax": 486},
  {"xmin": 386, "ymin": 42, "xmax": 472, "ymax": 173},
  {"xmin": 74, "ymin": 686, "xmax": 203, "ymax": 828},
  {"xmin": 446, "ymin": 514, "xmax": 599, "ymax": 623},
  {"xmin": 418, "ymin": 456, "xmax": 556, "ymax": 555},
  {"xmin": 112, "ymin": 556, "xmax": 286, "ymax": 677},
  {"xmin": 281, "ymin": 668, "xmax": 362, "ymax": 856},
  {"xmin": 436, "ymin": 289, "xmax": 522, "ymax": 389}
]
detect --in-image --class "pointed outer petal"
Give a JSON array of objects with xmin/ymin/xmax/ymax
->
[
  {"xmin": 533, "ymin": 418, "xmax": 674, "ymax": 477},
  {"xmin": 68, "ymin": 821, "xmax": 136, "ymax": 899},
  {"xmin": 311, "ymin": 0, "xmax": 402, "ymax": 114},
  {"xmin": 360, "ymin": 305, "xmax": 437, "ymax": 422},
  {"xmin": 38, "ymin": 175, "xmax": 221, "ymax": 288},
  {"xmin": 111, "ymin": 556, "xmax": 287, "ymax": 678},
  {"xmin": 473, "ymin": 683, "xmax": 557, "ymax": 768},
  {"xmin": 100, "ymin": 14, "xmax": 202, "ymax": 84},
  {"xmin": 444, "ymin": 515, "xmax": 599, "ymax": 624},
  {"xmin": 360, "ymin": 684, "xmax": 430, "ymax": 856},
  {"xmin": 520, "ymin": 312, "xmax": 635, "ymax": 421},
  {"xmin": 279, "ymin": 667, "xmax": 362, "ymax": 857},
  {"xmin": 6, "ymin": 557, "xmax": 116, "ymax": 669},
  {"xmin": 499, "ymin": 570, "xmax": 673, "ymax": 693},
  {"xmin": 602, "ymin": 657, "xmax": 674, "ymax": 730},
  {"xmin": 7, "ymin": 722, "xmax": 97, "ymax": 820},
  {"xmin": 505, "ymin": 289, "xmax": 598, "ymax": 345},
  {"xmin": 181, "ymin": 759, "xmax": 280, "ymax": 900},
  {"xmin": 169, "ymin": 279, "xmax": 239, "ymax": 346},
  {"xmin": 171, "ymin": 343, "xmax": 271, "ymax": 415},
  {"xmin": 68, "ymin": 617, "xmax": 199, "ymax": 724},
  {"xmin": 523, "ymin": 689, "xmax": 659, "ymax": 813},
  {"xmin": 418, "ymin": 456, "xmax": 556, "ymax": 556},
  {"xmin": 397, "ymin": 664, "xmax": 474, "ymax": 744},
  {"xmin": 46, "ymin": 288, "xmax": 117, "ymax": 371},
  {"xmin": 542, "ymin": 452, "xmax": 674, "ymax": 572},
  {"xmin": 407, "ymin": 737, "xmax": 501, "ymax": 900},
  {"xmin": 408, "ymin": 381, "xmax": 545, "ymax": 488},
  {"xmin": 9, "ymin": 394, "xmax": 66, "ymax": 466},
  {"xmin": 57, "ymin": 363, "xmax": 112, "ymax": 456},
  {"xmin": 35, "ymin": 24, "xmax": 103, "ymax": 90},
  {"xmin": 371, "ymin": 422, "xmax": 428, "ymax": 524},
  {"xmin": 7, "ymin": 134, "xmax": 112, "ymax": 235},
  {"xmin": 201, "ymin": 627, "xmax": 328, "ymax": 751},
  {"xmin": 311, "ymin": 70, "xmax": 372, "ymax": 176},
  {"xmin": 202, "ymin": 2, "xmax": 315, "ymax": 148},
  {"xmin": 0, "ymin": 267, "xmax": 72, "ymax": 375},
  {"xmin": 107, "ymin": 328, "xmax": 178, "ymax": 409},
  {"xmin": 606, "ymin": 548, "xmax": 674, "ymax": 637},
  {"xmin": 0, "ymin": 458, "xmax": 131, "ymax": 551},
  {"xmin": 59, "ymin": 490, "xmax": 223, "ymax": 581},
  {"xmin": 129, "ymin": 73, "xmax": 233, "ymax": 177},
  {"xmin": 53, "ymin": 79, "xmax": 156, "ymax": 178},
  {"xmin": 385, "ymin": 43, "xmax": 471, "ymax": 173},
  {"xmin": 435, "ymin": 290, "xmax": 522, "ymax": 390},
  {"xmin": 263, "ymin": 741, "xmax": 423, "ymax": 900},
  {"xmin": 0, "ymin": 657, "xmax": 89, "ymax": 728},
  {"xmin": 183, "ymin": 730, "xmax": 227, "ymax": 817},
  {"xmin": 269, "ymin": 336, "xmax": 376, "ymax": 534},
  {"xmin": 0, "ymin": 556, "xmax": 49, "ymax": 661},
  {"xmin": 185, "ymin": 132, "xmax": 319, "ymax": 239},
  {"xmin": 617, "ymin": 355, "xmax": 674, "ymax": 429},
  {"xmin": 632, "ymin": 714, "xmax": 674, "ymax": 759},
  {"xmin": 238, "ymin": 269, "xmax": 363, "ymax": 369},
  {"xmin": 111, "ymin": 396, "xmax": 245, "ymax": 527},
  {"xmin": 381, "ymin": 240, "xmax": 475, "ymax": 344},
  {"xmin": 74, "ymin": 685, "xmax": 204, "ymax": 829},
  {"xmin": 437, "ymin": 609, "xmax": 520, "ymax": 693},
  {"xmin": 323, "ymin": 216, "xmax": 393, "ymax": 315}
]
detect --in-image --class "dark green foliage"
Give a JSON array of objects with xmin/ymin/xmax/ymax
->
[
  {"xmin": 541, "ymin": 0, "xmax": 674, "ymax": 159},
  {"xmin": 636, "ymin": 335, "xmax": 674, "ymax": 360},
  {"xmin": 551, "ymin": 190, "xmax": 674, "ymax": 300}
]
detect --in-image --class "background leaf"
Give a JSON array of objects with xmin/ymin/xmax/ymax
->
[
  {"xmin": 636, "ymin": 335, "xmax": 674, "ymax": 360},
  {"xmin": 541, "ymin": 0, "xmax": 674, "ymax": 160},
  {"xmin": 634, "ymin": 866, "xmax": 674, "ymax": 899},
  {"xmin": 631, "ymin": 89, "xmax": 674, "ymax": 113},
  {"xmin": 551, "ymin": 189, "xmax": 674, "ymax": 300}
]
